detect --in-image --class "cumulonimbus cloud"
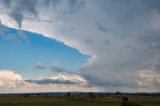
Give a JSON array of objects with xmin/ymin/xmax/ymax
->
[{"xmin": 1, "ymin": 0, "xmax": 160, "ymax": 92}]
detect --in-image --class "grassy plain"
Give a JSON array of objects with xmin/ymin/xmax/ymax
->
[{"xmin": 0, "ymin": 94, "xmax": 159, "ymax": 106}]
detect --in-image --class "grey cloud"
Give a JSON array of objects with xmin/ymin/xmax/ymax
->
[
  {"xmin": 85, "ymin": 39, "xmax": 92, "ymax": 45},
  {"xmin": 70, "ymin": 27, "xmax": 76, "ymax": 32},
  {"xmin": 25, "ymin": 78, "xmax": 77, "ymax": 85},
  {"xmin": 2, "ymin": 0, "xmax": 160, "ymax": 91},
  {"xmin": 153, "ymin": 58, "xmax": 160, "ymax": 71},
  {"xmin": 97, "ymin": 23, "xmax": 110, "ymax": 32},
  {"xmin": 67, "ymin": 0, "xmax": 86, "ymax": 13},
  {"xmin": 0, "ymin": 0, "xmax": 86, "ymax": 28},
  {"xmin": 51, "ymin": 64, "xmax": 67, "ymax": 73},
  {"xmin": 46, "ymin": 0, "xmax": 85, "ymax": 13},
  {"xmin": 33, "ymin": 62, "xmax": 45, "ymax": 70},
  {"xmin": 1, "ymin": 0, "xmax": 37, "ymax": 28},
  {"xmin": 51, "ymin": 64, "xmax": 75, "ymax": 74},
  {"xmin": 10, "ymin": 10, "xmax": 23, "ymax": 28},
  {"xmin": 155, "ymin": 64, "xmax": 160, "ymax": 71},
  {"xmin": 104, "ymin": 39, "xmax": 110, "ymax": 45},
  {"xmin": 144, "ymin": 0, "xmax": 160, "ymax": 13},
  {"xmin": 53, "ymin": 0, "xmax": 160, "ymax": 91},
  {"xmin": 98, "ymin": 25, "xmax": 107, "ymax": 32},
  {"xmin": 139, "ymin": 30, "xmax": 160, "ymax": 49},
  {"xmin": 8, "ymin": 0, "xmax": 37, "ymax": 28},
  {"xmin": 1, "ymin": 0, "xmax": 11, "ymax": 7},
  {"xmin": 82, "ymin": 74, "xmax": 137, "ymax": 88},
  {"xmin": 43, "ymin": 0, "xmax": 61, "ymax": 7}
]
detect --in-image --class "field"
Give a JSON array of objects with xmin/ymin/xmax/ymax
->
[{"xmin": 0, "ymin": 93, "xmax": 160, "ymax": 106}]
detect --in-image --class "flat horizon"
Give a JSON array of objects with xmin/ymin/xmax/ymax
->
[{"xmin": 0, "ymin": 0, "xmax": 160, "ymax": 93}]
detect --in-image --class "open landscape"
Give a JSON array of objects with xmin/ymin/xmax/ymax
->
[
  {"xmin": 0, "ymin": 93, "xmax": 160, "ymax": 106},
  {"xmin": 1, "ymin": 0, "xmax": 160, "ymax": 106}
]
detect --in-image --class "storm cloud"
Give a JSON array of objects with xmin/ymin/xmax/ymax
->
[
  {"xmin": 25, "ymin": 79, "xmax": 77, "ymax": 85},
  {"xmin": 0, "ymin": 0, "xmax": 85, "ymax": 28},
  {"xmin": 1, "ymin": 0, "xmax": 160, "ymax": 92}
]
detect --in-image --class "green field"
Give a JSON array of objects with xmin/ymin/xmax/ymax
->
[{"xmin": 0, "ymin": 94, "xmax": 160, "ymax": 106}]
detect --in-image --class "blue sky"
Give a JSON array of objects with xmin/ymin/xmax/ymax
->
[
  {"xmin": 0, "ymin": 25, "xmax": 88, "ymax": 78},
  {"xmin": 0, "ymin": 0, "xmax": 160, "ymax": 93}
]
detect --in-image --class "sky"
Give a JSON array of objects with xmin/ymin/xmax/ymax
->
[
  {"xmin": 0, "ymin": 25, "xmax": 88, "ymax": 78},
  {"xmin": 0, "ymin": 0, "xmax": 160, "ymax": 93}
]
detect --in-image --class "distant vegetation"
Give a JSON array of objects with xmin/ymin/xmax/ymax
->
[{"xmin": 0, "ymin": 92, "xmax": 160, "ymax": 106}]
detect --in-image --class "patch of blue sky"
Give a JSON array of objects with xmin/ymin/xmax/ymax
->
[{"xmin": 0, "ymin": 25, "xmax": 88, "ymax": 78}]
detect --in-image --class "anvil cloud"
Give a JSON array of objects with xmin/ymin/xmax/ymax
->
[{"xmin": 0, "ymin": 0, "xmax": 160, "ymax": 92}]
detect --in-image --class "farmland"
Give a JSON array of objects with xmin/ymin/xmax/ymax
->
[{"xmin": 0, "ymin": 93, "xmax": 160, "ymax": 106}]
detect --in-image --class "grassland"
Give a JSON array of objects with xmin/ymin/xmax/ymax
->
[{"xmin": 0, "ymin": 93, "xmax": 160, "ymax": 106}]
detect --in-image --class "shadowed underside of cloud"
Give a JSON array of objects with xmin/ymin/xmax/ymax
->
[
  {"xmin": 25, "ymin": 79, "xmax": 77, "ymax": 85},
  {"xmin": 25, "ymin": 74, "xmax": 87, "ymax": 85},
  {"xmin": 0, "ymin": 70, "xmax": 101, "ymax": 93},
  {"xmin": 0, "ymin": 70, "xmax": 87, "ymax": 87},
  {"xmin": 0, "ymin": 69, "xmax": 160, "ymax": 92}
]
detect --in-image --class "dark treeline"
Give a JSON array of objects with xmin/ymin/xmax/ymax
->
[{"xmin": 0, "ymin": 92, "xmax": 160, "ymax": 97}]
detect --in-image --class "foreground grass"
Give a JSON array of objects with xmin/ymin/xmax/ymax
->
[{"xmin": 0, "ymin": 95, "xmax": 159, "ymax": 106}]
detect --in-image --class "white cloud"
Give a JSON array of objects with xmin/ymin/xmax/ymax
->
[
  {"xmin": 51, "ymin": 74, "xmax": 87, "ymax": 86},
  {"xmin": 25, "ymin": 74, "xmax": 87, "ymax": 87},
  {"xmin": 0, "ymin": 70, "xmax": 101, "ymax": 93},
  {"xmin": 0, "ymin": 70, "xmax": 25, "ymax": 88},
  {"xmin": 138, "ymin": 70, "xmax": 160, "ymax": 87}
]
